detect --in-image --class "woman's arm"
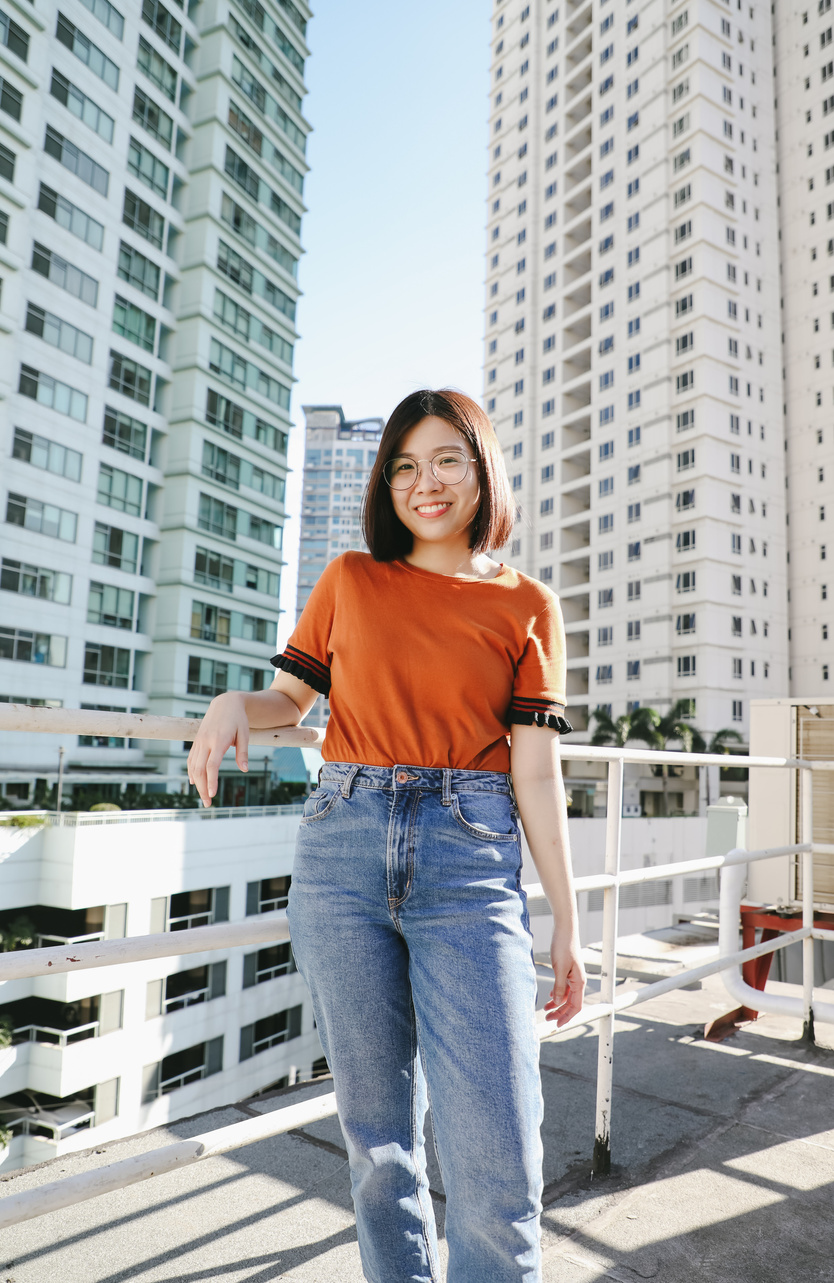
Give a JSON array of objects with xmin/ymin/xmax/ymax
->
[
  {"xmin": 187, "ymin": 672, "xmax": 320, "ymax": 808},
  {"xmin": 510, "ymin": 723, "xmax": 586, "ymax": 1026}
]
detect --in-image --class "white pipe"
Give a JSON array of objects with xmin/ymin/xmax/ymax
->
[
  {"xmin": 0, "ymin": 1091, "xmax": 338, "ymax": 1230},
  {"xmin": 719, "ymin": 860, "xmax": 834, "ymax": 1024},
  {"xmin": 540, "ymin": 927, "xmax": 810, "ymax": 1038},
  {"xmin": 0, "ymin": 913, "xmax": 291, "ymax": 982},
  {"xmin": 801, "ymin": 768, "xmax": 815, "ymax": 1038}
]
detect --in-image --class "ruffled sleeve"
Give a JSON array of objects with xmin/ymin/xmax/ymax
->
[
  {"xmin": 270, "ymin": 557, "xmax": 340, "ymax": 697},
  {"xmin": 509, "ymin": 596, "xmax": 571, "ymax": 735}
]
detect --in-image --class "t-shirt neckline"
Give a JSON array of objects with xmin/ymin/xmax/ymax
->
[{"xmin": 394, "ymin": 557, "xmax": 510, "ymax": 584}]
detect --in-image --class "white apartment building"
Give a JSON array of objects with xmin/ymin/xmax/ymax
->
[
  {"xmin": 0, "ymin": 0, "xmax": 309, "ymax": 800},
  {"xmin": 773, "ymin": 1, "xmax": 834, "ymax": 696},
  {"xmin": 0, "ymin": 809, "xmax": 323, "ymax": 1173},
  {"xmin": 483, "ymin": 0, "xmax": 789, "ymax": 770}
]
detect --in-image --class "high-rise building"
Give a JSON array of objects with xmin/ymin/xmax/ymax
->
[
  {"xmin": 295, "ymin": 404, "xmax": 383, "ymax": 724},
  {"xmin": 774, "ymin": 4, "xmax": 834, "ymax": 698},
  {"xmin": 0, "ymin": 0, "xmax": 309, "ymax": 800},
  {"xmin": 483, "ymin": 0, "xmax": 789, "ymax": 759}
]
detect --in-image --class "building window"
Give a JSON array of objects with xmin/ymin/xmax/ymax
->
[
  {"xmin": 627, "ymin": 660, "xmax": 640, "ymax": 680},
  {"xmin": 18, "ymin": 365, "xmax": 88, "ymax": 422},
  {"xmin": 0, "ymin": 629, "xmax": 67, "ymax": 668},
  {"xmin": 677, "ymin": 655, "xmax": 696, "ymax": 677},
  {"xmin": 83, "ymin": 643, "xmax": 131, "ymax": 688},
  {"xmin": 108, "ymin": 351, "xmax": 152, "ymax": 406}
]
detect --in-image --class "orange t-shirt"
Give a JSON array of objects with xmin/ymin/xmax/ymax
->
[{"xmin": 271, "ymin": 552, "xmax": 570, "ymax": 772}]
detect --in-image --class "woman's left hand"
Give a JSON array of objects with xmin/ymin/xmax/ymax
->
[{"xmin": 544, "ymin": 926, "xmax": 586, "ymax": 1026}]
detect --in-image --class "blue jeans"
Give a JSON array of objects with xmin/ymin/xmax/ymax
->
[{"xmin": 287, "ymin": 763, "xmax": 544, "ymax": 1283}]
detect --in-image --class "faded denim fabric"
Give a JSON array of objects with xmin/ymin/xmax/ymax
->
[{"xmin": 287, "ymin": 762, "xmax": 544, "ymax": 1283}]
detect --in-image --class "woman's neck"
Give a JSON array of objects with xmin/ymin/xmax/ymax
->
[{"xmin": 403, "ymin": 538, "xmax": 501, "ymax": 581}]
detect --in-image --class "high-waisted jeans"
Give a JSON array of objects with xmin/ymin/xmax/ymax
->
[{"xmin": 287, "ymin": 762, "xmax": 544, "ymax": 1283}]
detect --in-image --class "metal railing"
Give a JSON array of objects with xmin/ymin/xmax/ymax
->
[
  {"xmin": 1, "ymin": 703, "xmax": 833, "ymax": 1226},
  {"xmin": 12, "ymin": 1020, "xmax": 99, "ymax": 1048}
]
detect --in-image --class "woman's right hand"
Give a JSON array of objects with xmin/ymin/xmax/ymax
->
[{"xmin": 187, "ymin": 692, "xmax": 250, "ymax": 808}]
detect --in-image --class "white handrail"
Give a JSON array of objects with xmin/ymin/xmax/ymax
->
[
  {"xmin": 0, "ymin": 1091, "xmax": 339, "ymax": 1231},
  {"xmin": 0, "ymin": 913, "xmax": 291, "ymax": 982},
  {"xmin": 0, "ymin": 704, "xmax": 828, "ymax": 1222},
  {"xmin": 0, "ymin": 703, "xmax": 324, "ymax": 747}
]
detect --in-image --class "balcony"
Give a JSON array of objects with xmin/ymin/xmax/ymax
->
[
  {"xmin": 562, "ymin": 247, "xmax": 591, "ymax": 289},
  {"xmin": 562, "ymin": 346, "xmax": 592, "ymax": 384},
  {"xmin": 1, "ymin": 707, "xmax": 833, "ymax": 1283},
  {"xmin": 563, "ymin": 217, "xmax": 591, "ymax": 258},
  {"xmin": 564, "ymin": 87, "xmax": 592, "ymax": 135},
  {"xmin": 561, "ymin": 451, "xmax": 590, "ymax": 484}
]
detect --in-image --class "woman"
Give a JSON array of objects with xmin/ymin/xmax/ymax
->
[{"xmin": 188, "ymin": 389, "xmax": 585, "ymax": 1283}]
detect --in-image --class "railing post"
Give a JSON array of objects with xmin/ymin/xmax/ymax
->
[
  {"xmin": 801, "ymin": 766, "xmax": 815, "ymax": 1044},
  {"xmin": 56, "ymin": 745, "xmax": 65, "ymax": 815},
  {"xmin": 592, "ymin": 754, "xmax": 624, "ymax": 1178}
]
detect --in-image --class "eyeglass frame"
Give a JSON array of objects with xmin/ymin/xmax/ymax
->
[{"xmin": 382, "ymin": 450, "xmax": 478, "ymax": 490}]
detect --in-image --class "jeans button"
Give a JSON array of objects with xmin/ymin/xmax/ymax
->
[{"xmin": 396, "ymin": 771, "xmax": 408, "ymax": 783}]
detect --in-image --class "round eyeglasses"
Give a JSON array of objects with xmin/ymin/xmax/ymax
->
[{"xmin": 383, "ymin": 450, "xmax": 476, "ymax": 490}]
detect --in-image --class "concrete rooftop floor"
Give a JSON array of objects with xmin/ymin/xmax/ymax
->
[{"xmin": 2, "ymin": 924, "xmax": 834, "ymax": 1283}]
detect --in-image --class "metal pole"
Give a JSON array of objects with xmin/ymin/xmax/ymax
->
[
  {"xmin": 801, "ymin": 766, "xmax": 815, "ymax": 1044},
  {"xmin": 592, "ymin": 755, "xmax": 624, "ymax": 1178},
  {"xmin": 56, "ymin": 746, "xmax": 65, "ymax": 815}
]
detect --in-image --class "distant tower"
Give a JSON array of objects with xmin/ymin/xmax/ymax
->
[{"xmin": 296, "ymin": 405, "xmax": 383, "ymax": 722}]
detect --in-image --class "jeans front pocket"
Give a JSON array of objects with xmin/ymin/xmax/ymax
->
[
  {"xmin": 300, "ymin": 784, "xmax": 342, "ymax": 824},
  {"xmin": 450, "ymin": 791, "xmax": 518, "ymax": 842}
]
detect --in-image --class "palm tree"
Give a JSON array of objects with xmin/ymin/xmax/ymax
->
[
  {"xmin": 688, "ymin": 725, "xmax": 746, "ymax": 808},
  {"xmin": 590, "ymin": 704, "xmax": 747, "ymax": 816},
  {"xmin": 590, "ymin": 705, "xmax": 662, "ymax": 816},
  {"xmin": 589, "ymin": 705, "xmax": 660, "ymax": 748}
]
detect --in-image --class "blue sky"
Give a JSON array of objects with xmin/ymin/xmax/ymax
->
[{"xmin": 278, "ymin": 0, "xmax": 493, "ymax": 638}]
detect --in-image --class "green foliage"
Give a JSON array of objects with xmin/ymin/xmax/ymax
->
[
  {"xmin": 0, "ymin": 914, "xmax": 36, "ymax": 952},
  {"xmin": 589, "ymin": 702, "xmax": 748, "ymax": 816},
  {"xmin": 0, "ymin": 814, "xmax": 46, "ymax": 828},
  {"xmin": 120, "ymin": 792, "xmax": 199, "ymax": 810},
  {"xmin": 89, "ymin": 802, "xmax": 122, "ymax": 812},
  {"xmin": 0, "ymin": 1014, "xmax": 13, "ymax": 1050},
  {"xmin": 0, "ymin": 1124, "xmax": 11, "ymax": 1152}
]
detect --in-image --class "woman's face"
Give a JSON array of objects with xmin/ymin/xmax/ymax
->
[{"xmin": 388, "ymin": 416, "xmax": 481, "ymax": 549}]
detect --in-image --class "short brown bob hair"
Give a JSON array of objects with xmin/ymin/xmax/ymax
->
[{"xmin": 362, "ymin": 389, "xmax": 515, "ymax": 560}]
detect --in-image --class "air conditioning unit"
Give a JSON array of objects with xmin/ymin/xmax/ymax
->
[{"xmin": 748, "ymin": 699, "xmax": 834, "ymax": 910}]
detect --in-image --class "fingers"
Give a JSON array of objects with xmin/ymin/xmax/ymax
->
[
  {"xmin": 205, "ymin": 747, "xmax": 225, "ymax": 807},
  {"xmin": 188, "ymin": 744, "xmax": 212, "ymax": 809},
  {"xmin": 235, "ymin": 723, "xmax": 249, "ymax": 774},
  {"xmin": 544, "ymin": 966, "xmax": 587, "ymax": 1026}
]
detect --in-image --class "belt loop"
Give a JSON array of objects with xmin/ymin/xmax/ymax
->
[
  {"xmin": 442, "ymin": 769, "xmax": 452, "ymax": 807},
  {"xmin": 317, "ymin": 765, "xmax": 323, "ymax": 787},
  {"xmin": 341, "ymin": 764, "xmax": 360, "ymax": 798}
]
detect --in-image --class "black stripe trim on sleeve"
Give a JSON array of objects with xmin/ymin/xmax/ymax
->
[
  {"xmin": 509, "ymin": 707, "xmax": 572, "ymax": 733},
  {"xmin": 270, "ymin": 647, "xmax": 331, "ymax": 696}
]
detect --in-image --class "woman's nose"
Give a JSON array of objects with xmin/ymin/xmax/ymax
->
[{"xmin": 413, "ymin": 461, "xmax": 442, "ymax": 491}]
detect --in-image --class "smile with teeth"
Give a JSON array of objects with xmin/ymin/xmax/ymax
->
[{"xmin": 415, "ymin": 502, "xmax": 452, "ymax": 515}]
